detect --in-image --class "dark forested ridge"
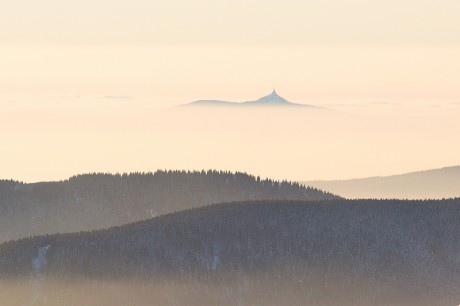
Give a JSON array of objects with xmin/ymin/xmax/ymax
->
[
  {"xmin": 0, "ymin": 170, "xmax": 336, "ymax": 242},
  {"xmin": 1, "ymin": 199, "xmax": 459, "ymax": 305}
]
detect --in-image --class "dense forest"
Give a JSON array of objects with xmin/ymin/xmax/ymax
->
[
  {"xmin": 0, "ymin": 170, "xmax": 336, "ymax": 242},
  {"xmin": 1, "ymin": 199, "xmax": 459, "ymax": 305}
]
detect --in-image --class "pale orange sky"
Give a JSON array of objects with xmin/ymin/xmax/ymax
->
[
  {"xmin": 1, "ymin": 0, "xmax": 459, "ymax": 182},
  {"xmin": 2, "ymin": 0, "xmax": 460, "ymax": 46}
]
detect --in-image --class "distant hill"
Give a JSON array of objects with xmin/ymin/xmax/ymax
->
[
  {"xmin": 1, "ymin": 199, "xmax": 459, "ymax": 306},
  {"xmin": 302, "ymin": 165, "xmax": 460, "ymax": 199},
  {"xmin": 183, "ymin": 90, "xmax": 318, "ymax": 108},
  {"xmin": 0, "ymin": 170, "xmax": 336, "ymax": 243}
]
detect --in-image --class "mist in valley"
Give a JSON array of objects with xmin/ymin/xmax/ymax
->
[
  {"xmin": 1, "ymin": 103, "xmax": 460, "ymax": 305},
  {"xmin": 2, "ymin": 275, "xmax": 452, "ymax": 306},
  {"xmin": 2, "ymin": 100, "xmax": 460, "ymax": 183},
  {"xmin": 2, "ymin": 0, "xmax": 460, "ymax": 305}
]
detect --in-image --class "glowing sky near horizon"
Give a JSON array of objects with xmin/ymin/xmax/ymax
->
[{"xmin": 1, "ymin": 0, "xmax": 459, "ymax": 182}]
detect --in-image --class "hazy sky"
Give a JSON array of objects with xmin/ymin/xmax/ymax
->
[
  {"xmin": 2, "ymin": 0, "xmax": 460, "ymax": 46},
  {"xmin": 1, "ymin": 0, "xmax": 459, "ymax": 182}
]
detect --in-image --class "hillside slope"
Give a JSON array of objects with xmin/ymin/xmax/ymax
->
[
  {"xmin": 0, "ymin": 170, "xmax": 336, "ymax": 242},
  {"xmin": 302, "ymin": 165, "xmax": 460, "ymax": 199},
  {"xmin": 1, "ymin": 199, "xmax": 459, "ymax": 305}
]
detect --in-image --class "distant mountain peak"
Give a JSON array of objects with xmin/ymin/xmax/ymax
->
[
  {"xmin": 183, "ymin": 90, "xmax": 317, "ymax": 108},
  {"xmin": 252, "ymin": 89, "xmax": 291, "ymax": 105},
  {"xmin": 270, "ymin": 89, "xmax": 279, "ymax": 97}
]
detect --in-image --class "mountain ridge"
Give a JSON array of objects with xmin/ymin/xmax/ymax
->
[
  {"xmin": 302, "ymin": 165, "xmax": 460, "ymax": 199},
  {"xmin": 182, "ymin": 90, "xmax": 317, "ymax": 108}
]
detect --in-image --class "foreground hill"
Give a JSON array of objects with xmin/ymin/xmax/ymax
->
[
  {"xmin": 0, "ymin": 170, "xmax": 335, "ymax": 242},
  {"xmin": 1, "ymin": 199, "xmax": 459, "ymax": 306},
  {"xmin": 302, "ymin": 165, "xmax": 460, "ymax": 199}
]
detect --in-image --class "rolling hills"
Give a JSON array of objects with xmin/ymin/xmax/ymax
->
[{"xmin": 0, "ymin": 170, "xmax": 336, "ymax": 243}]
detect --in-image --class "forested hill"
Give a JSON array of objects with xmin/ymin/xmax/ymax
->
[
  {"xmin": 0, "ymin": 199, "xmax": 459, "ymax": 305},
  {"xmin": 0, "ymin": 170, "xmax": 337, "ymax": 242}
]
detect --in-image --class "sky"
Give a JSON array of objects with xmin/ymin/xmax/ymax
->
[{"xmin": 1, "ymin": 0, "xmax": 459, "ymax": 182}]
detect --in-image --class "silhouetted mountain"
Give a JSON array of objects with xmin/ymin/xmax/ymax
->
[
  {"xmin": 302, "ymin": 165, "xmax": 460, "ymax": 199},
  {"xmin": 0, "ymin": 170, "xmax": 336, "ymax": 242},
  {"xmin": 1, "ymin": 199, "xmax": 459, "ymax": 305},
  {"xmin": 183, "ymin": 90, "xmax": 318, "ymax": 108}
]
